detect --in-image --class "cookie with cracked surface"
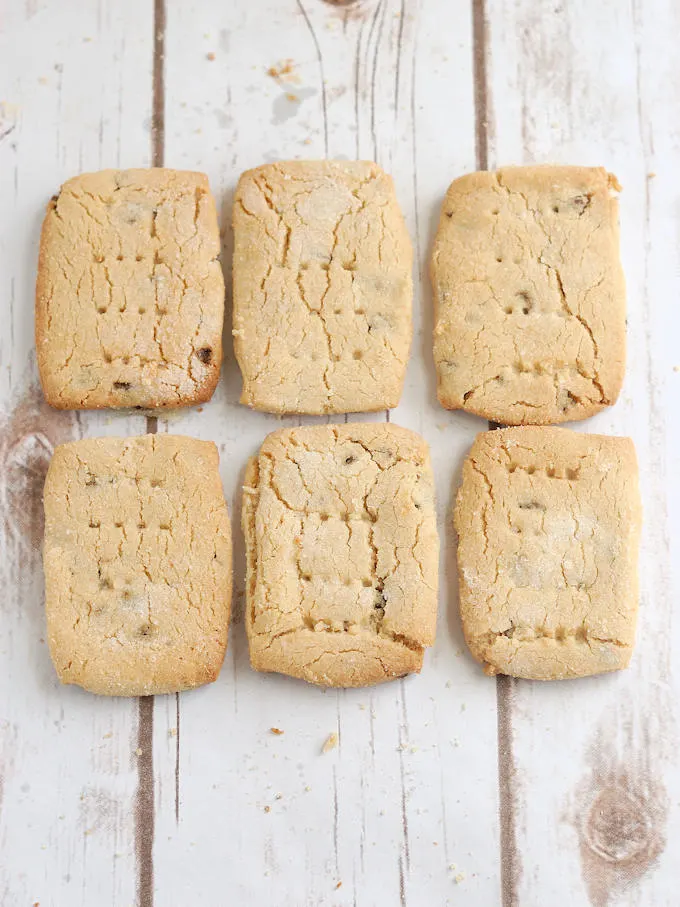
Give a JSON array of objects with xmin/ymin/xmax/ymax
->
[
  {"xmin": 431, "ymin": 166, "xmax": 626, "ymax": 424},
  {"xmin": 242, "ymin": 423, "xmax": 438, "ymax": 686},
  {"xmin": 43, "ymin": 434, "xmax": 232, "ymax": 695},
  {"xmin": 36, "ymin": 169, "xmax": 224, "ymax": 409},
  {"xmin": 455, "ymin": 426, "xmax": 641, "ymax": 680},
  {"xmin": 232, "ymin": 160, "xmax": 412, "ymax": 414}
]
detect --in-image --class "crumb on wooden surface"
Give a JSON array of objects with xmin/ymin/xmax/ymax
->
[
  {"xmin": 206, "ymin": 52, "xmax": 215, "ymax": 61},
  {"xmin": 322, "ymin": 732, "xmax": 338, "ymax": 753},
  {"xmin": 270, "ymin": 727, "xmax": 284, "ymax": 735}
]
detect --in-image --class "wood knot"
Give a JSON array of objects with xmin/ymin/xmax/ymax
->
[{"xmin": 584, "ymin": 785, "xmax": 656, "ymax": 865}]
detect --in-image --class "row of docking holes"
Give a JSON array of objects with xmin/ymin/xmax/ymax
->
[
  {"xmin": 300, "ymin": 574, "xmax": 375, "ymax": 589},
  {"xmin": 88, "ymin": 519, "xmax": 171, "ymax": 531},
  {"xmin": 102, "ymin": 347, "xmax": 212, "ymax": 367},
  {"xmin": 508, "ymin": 463, "xmax": 581, "ymax": 480}
]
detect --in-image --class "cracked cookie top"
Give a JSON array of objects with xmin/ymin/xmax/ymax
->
[
  {"xmin": 43, "ymin": 434, "xmax": 232, "ymax": 695},
  {"xmin": 36, "ymin": 169, "xmax": 224, "ymax": 410},
  {"xmin": 454, "ymin": 426, "xmax": 641, "ymax": 680},
  {"xmin": 242, "ymin": 423, "xmax": 438, "ymax": 687},
  {"xmin": 232, "ymin": 160, "xmax": 413, "ymax": 414},
  {"xmin": 431, "ymin": 166, "xmax": 626, "ymax": 425}
]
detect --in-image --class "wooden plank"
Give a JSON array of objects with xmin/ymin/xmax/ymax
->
[
  {"xmin": 0, "ymin": 3, "xmax": 152, "ymax": 904},
  {"xmin": 481, "ymin": 0, "xmax": 680, "ymax": 903},
  {"xmin": 152, "ymin": 0, "xmax": 501, "ymax": 903}
]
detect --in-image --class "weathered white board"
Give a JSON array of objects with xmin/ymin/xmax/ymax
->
[{"xmin": 0, "ymin": 1, "xmax": 678, "ymax": 905}]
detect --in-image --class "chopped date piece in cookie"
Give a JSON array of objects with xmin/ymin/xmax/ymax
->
[
  {"xmin": 431, "ymin": 166, "xmax": 626, "ymax": 425},
  {"xmin": 36, "ymin": 168, "xmax": 224, "ymax": 410},
  {"xmin": 455, "ymin": 427, "xmax": 641, "ymax": 679},
  {"xmin": 242, "ymin": 423, "xmax": 439, "ymax": 686},
  {"xmin": 43, "ymin": 434, "xmax": 232, "ymax": 695},
  {"xmin": 232, "ymin": 160, "xmax": 413, "ymax": 415}
]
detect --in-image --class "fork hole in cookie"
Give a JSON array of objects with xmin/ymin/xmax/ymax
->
[
  {"xmin": 496, "ymin": 255, "xmax": 503, "ymax": 263},
  {"xmin": 114, "ymin": 521, "xmax": 123, "ymax": 528},
  {"xmin": 547, "ymin": 467, "xmax": 556, "ymax": 478},
  {"xmin": 362, "ymin": 578, "xmax": 373, "ymax": 588},
  {"xmin": 97, "ymin": 306, "xmax": 108, "ymax": 315},
  {"xmin": 342, "ymin": 262, "xmax": 356, "ymax": 271},
  {"xmin": 89, "ymin": 520, "xmax": 100, "ymax": 529},
  {"xmin": 356, "ymin": 308, "xmax": 366, "ymax": 316},
  {"xmin": 504, "ymin": 306, "xmax": 514, "ymax": 315},
  {"xmin": 138, "ymin": 307, "xmax": 146, "ymax": 315},
  {"xmin": 353, "ymin": 350, "xmax": 363, "ymax": 360},
  {"xmin": 104, "ymin": 353, "xmax": 112, "ymax": 363},
  {"xmin": 159, "ymin": 523, "xmax": 170, "ymax": 531},
  {"xmin": 301, "ymin": 574, "xmax": 312, "ymax": 583},
  {"xmin": 116, "ymin": 254, "xmax": 124, "ymax": 261},
  {"xmin": 135, "ymin": 255, "xmax": 143, "ymax": 262},
  {"xmin": 320, "ymin": 513, "xmax": 329, "ymax": 522},
  {"xmin": 491, "ymin": 208, "xmax": 500, "ymax": 216},
  {"xmin": 552, "ymin": 205, "xmax": 560, "ymax": 213}
]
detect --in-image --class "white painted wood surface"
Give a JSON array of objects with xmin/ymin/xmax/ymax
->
[{"xmin": 0, "ymin": 1, "xmax": 678, "ymax": 905}]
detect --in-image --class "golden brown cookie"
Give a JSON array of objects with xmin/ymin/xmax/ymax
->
[
  {"xmin": 242, "ymin": 423, "xmax": 438, "ymax": 686},
  {"xmin": 232, "ymin": 160, "xmax": 412, "ymax": 414},
  {"xmin": 43, "ymin": 434, "xmax": 232, "ymax": 695},
  {"xmin": 455, "ymin": 427, "xmax": 641, "ymax": 679},
  {"xmin": 431, "ymin": 166, "xmax": 626, "ymax": 424},
  {"xmin": 36, "ymin": 169, "xmax": 224, "ymax": 409}
]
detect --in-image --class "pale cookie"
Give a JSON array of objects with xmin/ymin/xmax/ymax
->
[
  {"xmin": 43, "ymin": 434, "xmax": 232, "ymax": 695},
  {"xmin": 36, "ymin": 169, "xmax": 224, "ymax": 409},
  {"xmin": 455, "ymin": 427, "xmax": 641, "ymax": 680},
  {"xmin": 232, "ymin": 160, "xmax": 412, "ymax": 414},
  {"xmin": 242, "ymin": 423, "xmax": 438, "ymax": 686},
  {"xmin": 431, "ymin": 166, "xmax": 626, "ymax": 424}
]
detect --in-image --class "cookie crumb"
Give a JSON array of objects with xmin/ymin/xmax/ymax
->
[
  {"xmin": 102, "ymin": 731, "xmax": 112, "ymax": 739},
  {"xmin": 264, "ymin": 805, "xmax": 271, "ymax": 813},
  {"xmin": 135, "ymin": 747, "xmax": 143, "ymax": 756},
  {"xmin": 270, "ymin": 727, "xmax": 284, "ymax": 735},
  {"xmin": 168, "ymin": 728, "xmax": 177, "ymax": 738},
  {"xmin": 335, "ymin": 881, "xmax": 342, "ymax": 889},
  {"xmin": 206, "ymin": 52, "xmax": 215, "ymax": 61},
  {"xmin": 322, "ymin": 732, "xmax": 339, "ymax": 753},
  {"xmin": 455, "ymin": 872, "xmax": 465, "ymax": 884},
  {"xmin": 648, "ymin": 171, "xmax": 656, "ymax": 178}
]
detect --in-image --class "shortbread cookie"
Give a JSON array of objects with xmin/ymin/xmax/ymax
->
[
  {"xmin": 36, "ymin": 169, "xmax": 224, "ymax": 409},
  {"xmin": 431, "ymin": 166, "xmax": 626, "ymax": 424},
  {"xmin": 233, "ymin": 160, "xmax": 412, "ymax": 414},
  {"xmin": 242, "ymin": 423, "xmax": 438, "ymax": 686},
  {"xmin": 455, "ymin": 427, "xmax": 641, "ymax": 680},
  {"xmin": 43, "ymin": 434, "xmax": 231, "ymax": 695}
]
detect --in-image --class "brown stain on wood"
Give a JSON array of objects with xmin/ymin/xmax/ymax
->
[
  {"xmin": 0, "ymin": 382, "xmax": 76, "ymax": 552},
  {"xmin": 151, "ymin": 0, "xmax": 165, "ymax": 170},
  {"xmin": 496, "ymin": 675, "xmax": 521, "ymax": 907},
  {"xmin": 575, "ymin": 717, "xmax": 668, "ymax": 907},
  {"xmin": 472, "ymin": 0, "xmax": 491, "ymax": 171},
  {"xmin": 135, "ymin": 696, "xmax": 155, "ymax": 907}
]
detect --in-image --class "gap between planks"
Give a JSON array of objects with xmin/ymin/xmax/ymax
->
[{"xmin": 472, "ymin": 0, "xmax": 520, "ymax": 903}]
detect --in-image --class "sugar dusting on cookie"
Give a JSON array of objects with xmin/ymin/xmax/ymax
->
[{"xmin": 0, "ymin": 380, "xmax": 76, "ymax": 551}]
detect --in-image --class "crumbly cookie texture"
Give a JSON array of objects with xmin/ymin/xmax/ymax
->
[
  {"xmin": 36, "ymin": 168, "xmax": 224, "ymax": 410},
  {"xmin": 431, "ymin": 166, "xmax": 626, "ymax": 424},
  {"xmin": 455, "ymin": 427, "xmax": 641, "ymax": 680},
  {"xmin": 242, "ymin": 423, "xmax": 438, "ymax": 687},
  {"xmin": 232, "ymin": 160, "xmax": 413, "ymax": 414},
  {"xmin": 43, "ymin": 434, "xmax": 232, "ymax": 696}
]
